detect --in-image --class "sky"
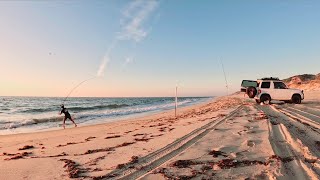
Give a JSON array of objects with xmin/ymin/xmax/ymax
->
[{"xmin": 1, "ymin": 0, "xmax": 320, "ymax": 97}]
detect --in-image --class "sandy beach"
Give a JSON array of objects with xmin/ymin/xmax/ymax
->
[{"xmin": 0, "ymin": 92, "xmax": 319, "ymax": 180}]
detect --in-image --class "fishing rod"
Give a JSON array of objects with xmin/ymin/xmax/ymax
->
[{"xmin": 62, "ymin": 76, "xmax": 97, "ymax": 104}]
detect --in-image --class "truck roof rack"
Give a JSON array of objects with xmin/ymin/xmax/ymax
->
[{"xmin": 260, "ymin": 77, "xmax": 280, "ymax": 80}]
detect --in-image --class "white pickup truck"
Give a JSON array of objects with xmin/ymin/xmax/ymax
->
[{"xmin": 241, "ymin": 77, "xmax": 304, "ymax": 104}]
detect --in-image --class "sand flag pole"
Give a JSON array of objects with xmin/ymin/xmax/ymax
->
[{"xmin": 175, "ymin": 85, "xmax": 178, "ymax": 117}]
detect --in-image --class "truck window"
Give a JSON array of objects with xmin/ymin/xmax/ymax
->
[
  {"xmin": 261, "ymin": 82, "xmax": 270, "ymax": 88},
  {"xmin": 274, "ymin": 82, "xmax": 287, "ymax": 89},
  {"xmin": 241, "ymin": 80, "xmax": 258, "ymax": 87}
]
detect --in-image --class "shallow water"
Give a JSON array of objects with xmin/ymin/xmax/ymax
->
[{"xmin": 0, "ymin": 96, "xmax": 212, "ymax": 135}]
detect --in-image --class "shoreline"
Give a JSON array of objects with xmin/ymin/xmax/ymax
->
[{"xmin": 0, "ymin": 97, "xmax": 214, "ymax": 136}]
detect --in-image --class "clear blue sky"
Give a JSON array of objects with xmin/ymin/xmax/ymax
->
[{"xmin": 0, "ymin": 0, "xmax": 319, "ymax": 97}]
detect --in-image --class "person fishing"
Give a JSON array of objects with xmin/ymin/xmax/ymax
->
[{"xmin": 59, "ymin": 104, "xmax": 77, "ymax": 129}]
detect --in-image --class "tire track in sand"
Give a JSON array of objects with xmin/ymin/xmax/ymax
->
[
  {"xmin": 99, "ymin": 105, "xmax": 243, "ymax": 180},
  {"xmin": 258, "ymin": 105, "xmax": 320, "ymax": 179}
]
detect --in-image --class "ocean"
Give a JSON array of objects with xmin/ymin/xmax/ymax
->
[{"xmin": 0, "ymin": 96, "xmax": 212, "ymax": 135}]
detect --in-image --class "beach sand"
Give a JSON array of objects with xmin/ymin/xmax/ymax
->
[{"xmin": 0, "ymin": 92, "xmax": 319, "ymax": 179}]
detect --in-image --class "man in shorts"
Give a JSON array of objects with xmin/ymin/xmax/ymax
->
[{"xmin": 59, "ymin": 104, "xmax": 77, "ymax": 129}]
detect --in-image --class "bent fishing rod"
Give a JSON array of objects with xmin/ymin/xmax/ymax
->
[{"xmin": 62, "ymin": 76, "xmax": 97, "ymax": 104}]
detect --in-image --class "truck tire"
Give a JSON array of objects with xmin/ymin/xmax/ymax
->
[
  {"xmin": 260, "ymin": 95, "xmax": 271, "ymax": 105},
  {"xmin": 292, "ymin": 94, "xmax": 301, "ymax": 104},
  {"xmin": 246, "ymin": 87, "xmax": 257, "ymax": 98}
]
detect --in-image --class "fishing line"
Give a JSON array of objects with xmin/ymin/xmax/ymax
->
[
  {"xmin": 220, "ymin": 57, "xmax": 229, "ymax": 95},
  {"xmin": 62, "ymin": 76, "xmax": 97, "ymax": 103}
]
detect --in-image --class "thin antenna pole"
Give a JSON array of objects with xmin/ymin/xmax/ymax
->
[
  {"xmin": 175, "ymin": 86, "xmax": 178, "ymax": 117},
  {"xmin": 220, "ymin": 57, "xmax": 229, "ymax": 95}
]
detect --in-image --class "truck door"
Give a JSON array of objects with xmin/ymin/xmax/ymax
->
[
  {"xmin": 260, "ymin": 81, "xmax": 272, "ymax": 97},
  {"xmin": 273, "ymin": 82, "xmax": 290, "ymax": 100}
]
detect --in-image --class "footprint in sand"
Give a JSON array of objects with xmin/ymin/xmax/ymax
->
[
  {"xmin": 247, "ymin": 140, "xmax": 255, "ymax": 147},
  {"xmin": 236, "ymin": 129, "xmax": 248, "ymax": 135}
]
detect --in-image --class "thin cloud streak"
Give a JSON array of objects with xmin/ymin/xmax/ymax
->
[
  {"xmin": 118, "ymin": 0, "xmax": 159, "ymax": 42},
  {"xmin": 96, "ymin": 40, "xmax": 117, "ymax": 77},
  {"xmin": 96, "ymin": 0, "xmax": 159, "ymax": 77}
]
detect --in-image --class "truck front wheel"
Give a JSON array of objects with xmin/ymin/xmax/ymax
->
[{"xmin": 292, "ymin": 94, "xmax": 302, "ymax": 104}]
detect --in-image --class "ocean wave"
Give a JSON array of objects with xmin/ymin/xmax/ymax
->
[
  {"xmin": 21, "ymin": 107, "xmax": 54, "ymax": 113},
  {"xmin": 20, "ymin": 104, "xmax": 130, "ymax": 113},
  {"xmin": 69, "ymin": 104, "xmax": 130, "ymax": 111},
  {"xmin": 0, "ymin": 116, "xmax": 64, "ymax": 130}
]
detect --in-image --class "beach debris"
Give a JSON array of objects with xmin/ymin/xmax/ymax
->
[
  {"xmin": 269, "ymin": 155, "xmax": 295, "ymax": 163},
  {"xmin": 77, "ymin": 141, "xmax": 135, "ymax": 156},
  {"xmin": 116, "ymin": 163, "xmax": 126, "ymax": 169},
  {"xmin": 57, "ymin": 142, "xmax": 78, "ymax": 147},
  {"xmin": 4, "ymin": 152, "xmax": 32, "ymax": 160},
  {"xmin": 4, "ymin": 155, "xmax": 24, "ymax": 160},
  {"xmin": 130, "ymin": 156, "xmax": 139, "ymax": 163},
  {"xmin": 85, "ymin": 136, "xmax": 96, "ymax": 141},
  {"xmin": 91, "ymin": 168, "xmax": 103, "ymax": 172},
  {"xmin": 18, "ymin": 145, "xmax": 34, "ymax": 150},
  {"xmin": 59, "ymin": 159, "xmax": 83, "ymax": 178},
  {"xmin": 170, "ymin": 160, "xmax": 196, "ymax": 168},
  {"xmin": 217, "ymin": 114, "xmax": 227, "ymax": 117},
  {"xmin": 208, "ymin": 150, "xmax": 228, "ymax": 158},
  {"xmin": 116, "ymin": 142, "xmax": 136, "ymax": 147},
  {"xmin": 57, "ymin": 138, "xmax": 96, "ymax": 147},
  {"xmin": 105, "ymin": 135, "xmax": 121, "ymax": 139},
  {"xmin": 150, "ymin": 134, "xmax": 164, "ymax": 137},
  {"xmin": 154, "ymin": 167, "xmax": 198, "ymax": 179},
  {"xmin": 91, "ymin": 174, "xmax": 118, "ymax": 180},
  {"xmin": 201, "ymin": 164, "xmax": 212, "ymax": 172},
  {"xmin": 149, "ymin": 123, "xmax": 166, "ymax": 127},
  {"xmin": 86, "ymin": 156, "xmax": 106, "ymax": 166},
  {"xmin": 83, "ymin": 147, "xmax": 115, "ymax": 155},
  {"xmin": 30, "ymin": 152, "xmax": 68, "ymax": 158},
  {"xmin": 47, "ymin": 152, "xmax": 68, "ymax": 158},
  {"xmin": 134, "ymin": 137, "xmax": 152, "ymax": 142},
  {"xmin": 254, "ymin": 113, "xmax": 268, "ymax": 120},
  {"xmin": 216, "ymin": 159, "xmax": 266, "ymax": 169},
  {"xmin": 153, "ymin": 167, "xmax": 168, "ymax": 174},
  {"xmin": 159, "ymin": 127, "xmax": 166, "ymax": 132},
  {"xmin": 247, "ymin": 140, "xmax": 255, "ymax": 147},
  {"xmin": 106, "ymin": 132, "xmax": 117, "ymax": 134},
  {"xmin": 114, "ymin": 156, "xmax": 140, "ymax": 170},
  {"xmin": 2, "ymin": 152, "xmax": 18, "ymax": 156},
  {"xmin": 237, "ymin": 129, "xmax": 248, "ymax": 135}
]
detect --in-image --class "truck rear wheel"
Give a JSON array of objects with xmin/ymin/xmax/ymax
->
[
  {"xmin": 292, "ymin": 94, "xmax": 301, "ymax": 104},
  {"xmin": 246, "ymin": 87, "xmax": 257, "ymax": 98},
  {"xmin": 260, "ymin": 95, "xmax": 271, "ymax": 105}
]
